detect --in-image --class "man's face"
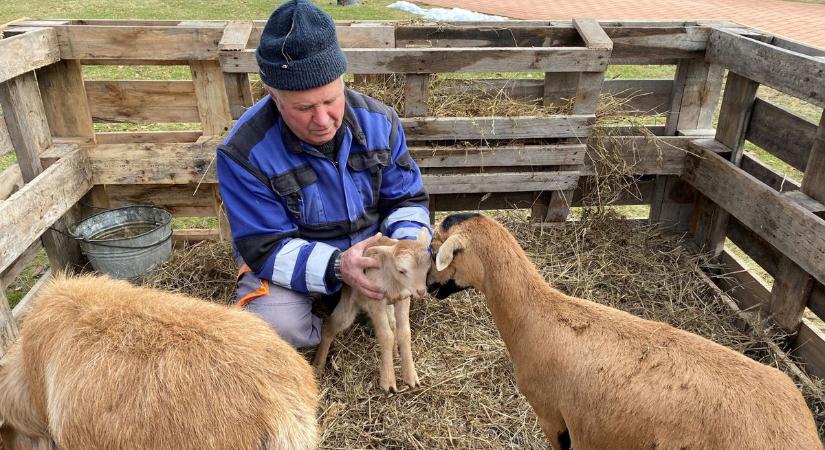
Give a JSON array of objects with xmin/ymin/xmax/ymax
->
[{"xmin": 267, "ymin": 78, "xmax": 346, "ymax": 146}]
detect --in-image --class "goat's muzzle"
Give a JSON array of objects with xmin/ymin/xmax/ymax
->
[{"xmin": 427, "ymin": 279, "xmax": 466, "ymax": 299}]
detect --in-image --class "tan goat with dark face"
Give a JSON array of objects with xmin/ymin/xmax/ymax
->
[
  {"xmin": 426, "ymin": 213, "xmax": 821, "ymax": 450},
  {"xmin": 0, "ymin": 274, "xmax": 319, "ymax": 450},
  {"xmin": 314, "ymin": 229, "xmax": 431, "ymax": 393}
]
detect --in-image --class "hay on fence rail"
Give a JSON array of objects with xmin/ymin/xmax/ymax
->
[{"xmin": 138, "ymin": 211, "xmax": 825, "ymax": 445}]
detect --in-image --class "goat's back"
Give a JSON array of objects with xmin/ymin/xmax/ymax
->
[{"xmin": 1, "ymin": 275, "xmax": 318, "ymax": 450}]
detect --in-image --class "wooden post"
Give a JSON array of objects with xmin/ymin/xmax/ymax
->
[
  {"xmin": 0, "ymin": 72, "xmax": 84, "ymax": 272},
  {"xmin": 0, "ymin": 289, "xmax": 18, "ymax": 357},
  {"xmin": 220, "ymin": 21, "xmax": 255, "ymax": 119},
  {"xmin": 692, "ymin": 72, "xmax": 759, "ymax": 255},
  {"xmin": 403, "ymin": 73, "xmax": 429, "ymax": 117},
  {"xmin": 190, "ymin": 60, "xmax": 233, "ymax": 242},
  {"xmin": 651, "ymin": 59, "xmax": 723, "ymax": 230},
  {"xmin": 769, "ymin": 112, "xmax": 825, "ymax": 332},
  {"xmin": 543, "ymin": 18, "xmax": 611, "ymax": 222}
]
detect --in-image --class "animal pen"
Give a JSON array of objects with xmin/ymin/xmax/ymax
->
[{"xmin": 1, "ymin": 17, "xmax": 825, "ymax": 446}]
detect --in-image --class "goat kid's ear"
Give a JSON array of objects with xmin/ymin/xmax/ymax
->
[
  {"xmin": 365, "ymin": 245, "xmax": 394, "ymax": 259},
  {"xmin": 435, "ymin": 234, "xmax": 466, "ymax": 271},
  {"xmin": 417, "ymin": 227, "xmax": 432, "ymax": 243}
]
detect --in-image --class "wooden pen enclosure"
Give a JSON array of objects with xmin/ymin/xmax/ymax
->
[{"xmin": 1, "ymin": 17, "xmax": 824, "ymax": 388}]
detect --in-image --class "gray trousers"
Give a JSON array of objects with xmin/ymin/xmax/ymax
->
[{"xmin": 234, "ymin": 256, "xmax": 322, "ymax": 349}]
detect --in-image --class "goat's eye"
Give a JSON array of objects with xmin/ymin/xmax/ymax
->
[{"xmin": 398, "ymin": 269, "xmax": 407, "ymax": 275}]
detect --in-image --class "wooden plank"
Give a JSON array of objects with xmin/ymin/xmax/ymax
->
[
  {"xmin": 727, "ymin": 217, "xmax": 780, "ymax": 277},
  {"xmin": 543, "ymin": 73, "xmax": 578, "ymax": 107},
  {"xmin": 740, "ymin": 154, "xmax": 800, "ymax": 193},
  {"xmin": 36, "ymin": 59, "xmax": 95, "ymax": 141},
  {"xmin": 224, "ymin": 74, "xmax": 253, "ymax": 120},
  {"xmin": 423, "ymin": 171, "xmax": 580, "ymax": 194},
  {"xmin": 221, "ymin": 47, "xmax": 610, "ymax": 74},
  {"xmin": 190, "ymin": 60, "xmax": 232, "ymax": 136},
  {"xmin": 12, "ymin": 268, "xmax": 51, "ymax": 321},
  {"xmin": 103, "ymin": 184, "xmax": 215, "ymax": 216},
  {"xmin": 0, "ymin": 116, "xmax": 12, "ymax": 156},
  {"xmin": 683, "ymin": 142, "xmax": 825, "ymax": 287},
  {"xmin": 705, "ymin": 29, "xmax": 825, "ymax": 108},
  {"xmin": 0, "ymin": 164, "xmax": 23, "ymax": 201},
  {"xmin": 793, "ymin": 319, "xmax": 825, "ymax": 380},
  {"xmin": 173, "ymin": 228, "xmax": 221, "ymax": 247},
  {"xmin": 0, "ymin": 290, "xmax": 18, "ymax": 357},
  {"xmin": 769, "ymin": 113, "xmax": 825, "ymax": 331},
  {"xmin": 95, "ymin": 130, "xmax": 201, "ymax": 144},
  {"xmin": 665, "ymin": 59, "xmax": 723, "ymax": 135},
  {"xmin": 88, "ymin": 141, "xmax": 221, "ymax": 184},
  {"xmin": 745, "ymin": 98, "xmax": 817, "ymax": 172},
  {"xmin": 246, "ymin": 23, "xmax": 396, "ymax": 49},
  {"xmin": 85, "ymin": 80, "xmax": 200, "ymax": 124},
  {"xmin": 0, "ymin": 28, "xmax": 60, "ymax": 84},
  {"xmin": 583, "ymin": 135, "xmax": 695, "ymax": 175},
  {"xmin": 649, "ymin": 176, "xmax": 695, "ymax": 231},
  {"xmin": 717, "ymin": 250, "xmax": 771, "ymax": 311},
  {"xmin": 0, "ymin": 148, "xmax": 93, "ymax": 274},
  {"xmin": 410, "ymin": 144, "xmax": 586, "ymax": 168},
  {"xmin": 219, "ymin": 20, "xmax": 253, "ymax": 51},
  {"xmin": 50, "ymin": 25, "xmax": 224, "ymax": 60},
  {"xmin": 809, "ymin": 283, "xmax": 825, "ymax": 324},
  {"xmin": 573, "ymin": 18, "xmax": 612, "ymax": 50},
  {"xmin": 402, "ymin": 116, "xmax": 593, "ymax": 141},
  {"xmin": 403, "ymin": 74, "xmax": 430, "ymax": 117},
  {"xmin": 692, "ymin": 73, "xmax": 759, "ymax": 255},
  {"xmin": 606, "ymin": 26, "xmax": 708, "ymax": 64},
  {"xmin": 0, "ymin": 241, "xmax": 43, "ymax": 291}
]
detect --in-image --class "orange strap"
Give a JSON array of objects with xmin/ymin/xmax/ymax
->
[{"xmin": 236, "ymin": 264, "xmax": 270, "ymax": 309}]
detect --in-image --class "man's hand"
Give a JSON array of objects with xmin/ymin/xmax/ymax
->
[{"xmin": 340, "ymin": 233, "xmax": 384, "ymax": 300}]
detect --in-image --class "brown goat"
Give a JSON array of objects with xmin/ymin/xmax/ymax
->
[
  {"xmin": 0, "ymin": 274, "xmax": 319, "ymax": 450},
  {"xmin": 313, "ymin": 229, "xmax": 431, "ymax": 392},
  {"xmin": 427, "ymin": 213, "xmax": 821, "ymax": 450}
]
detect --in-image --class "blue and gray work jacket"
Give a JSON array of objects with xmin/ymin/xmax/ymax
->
[{"xmin": 216, "ymin": 89, "xmax": 431, "ymax": 296}]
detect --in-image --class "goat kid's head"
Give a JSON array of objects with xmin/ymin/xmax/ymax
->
[
  {"xmin": 427, "ymin": 213, "xmax": 485, "ymax": 299},
  {"xmin": 366, "ymin": 228, "xmax": 432, "ymax": 299}
]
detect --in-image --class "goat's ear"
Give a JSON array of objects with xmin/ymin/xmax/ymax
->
[
  {"xmin": 417, "ymin": 227, "xmax": 431, "ymax": 243},
  {"xmin": 435, "ymin": 234, "xmax": 466, "ymax": 271},
  {"xmin": 365, "ymin": 245, "xmax": 394, "ymax": 259}
]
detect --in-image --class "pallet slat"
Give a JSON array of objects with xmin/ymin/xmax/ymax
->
[
  {"xmin": 746, "ymin": 98, "xmax": 817, "ymax": 172},
  {"xmin": 86, "ymin": 80, "xmax": 200, "ymax": 123},
  {"xmin": 0, "ymin": 28, "xmax": 60, "ymax": 84}
]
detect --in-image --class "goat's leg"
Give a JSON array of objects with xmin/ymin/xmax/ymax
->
[
  {"xmin": 394, "ymin": 297, "xmax": 420, "ymax": 388},
  {"xmin": 538, "ymin": 414, "xmax": 570, "ymax": 450},
  {"xmin": 363, "ymin": 301, "xmax": 397, "ymax": 393},
  {"xmin": 312, "ymin": 292, "xmax": 359, "ymax": 375},
  {"xmin": 386, "ymin": 304, "xmax": 399, "ymax": 358}
]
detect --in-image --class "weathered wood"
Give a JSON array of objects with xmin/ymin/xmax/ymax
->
[
  {"xmin": 0, "ymin": 148, "xmax": 93, "ymax": 275},
  {"xmin": 246, "ymin": 23, "xmax": 396, "ymax": 48},
  {"xmin": 190, "ymin": 60, "xmax": 232, "ymax": 136},
  {"xmin": 745, "ymin": 98, "xmax": 817, "ymax": 172},
  {"xmin": 403, "ymin": 116, "xmax": 593, "ymax": 141},
  {"xmin": 649, "ymin": 176, "xmax": 695, "ymax": 231},
  {"xmin": 606, "ymin": 26, "xmax": 708, "ymax": 64},
  {"xmin": 0, "ymin": 164, "xmax": 24, "ymax": 201},
  {"xmin": 410, "ymin": 144, "xmax": 586, "ymax": 167},
  {"xmin": 543, "ymin": 72, "xmax": 579, "ymax": 107},
  {"xmin": 48, "ymin": 25, "xmax": 224, "ymax": 60},
  {"xmin": 717, "ymin": 250, "xmax": 771, "ymax": 311},
  {"xmin": 224, "ymin": 74, "xmax": 254, "ymax": 120},
  {"xmin": 424, "ymin": 171, "xmax": 580, "ymax": 194},
  {"xmin": 665, "ymin": 59, "xmax": 723, "ymax": 135},
  {"xmin": 103, "ymin": 184, "xmax": 215, "ymax": 216},
  {"xmin": 726, "ymin": 217, "xmax": 779, "ymax": 277},
  {"xmin": 12, "ymin": 268, "xmax": 52, "ymax": 321},
  {"xmin": 403, "ymin": 74, "xmax": 430, "ymax": 117},
  {"xmin": 86, "ymin": 80, "xmax": 200, "ymax": 123},
  {"xmin": 573, "ymin": 18, "xmax": 612, "ymax": 50},
  {"xmin": 221, "ymin": 47, "xmax": 610, "ymax": 74},
  {"xmin": 0, "ymin": 289, "xmax": 18, "ymax": 357},
  {"xmin": 0, "ymin": 28, "xmax": 60, "ymax": 84},
  {"xmin": 36, "ymin": 59, "xmax": 95, "ymax": 141},
  {"xmin": 705, "ymin": 29, "xmax": 825, "ymax": 108},
  {"xmin": 0, "ymin": 116, "xmax": 12, "ymax": 156},
  {"xmin": 173, "ymin": 228, "xmax": 221, "ymax": 247},
  {"xmin": 740, "ymin": 154, "xmax": 800, "ymax": 193},
  {"xmin": 95, "ymin": 130, "xmax": 202, "ymax": 144},
  {"xmin": 683, "ymin": 141, "xmax": 825, "ymax": 287},
  {"xmin": 219, "ymin": 20, "xmax": 253, "ymax": 51},
  {"xmin": 88, "ymin": 141, "xmax": 221, "ymax": 184},
  {"xmin": 768, "ymin": 113, "xmax": 825, "ymax": 332},
  {"xmin": 794, "ymin": 319, "xmax": 825, "ymax": 380},
  {"xmin": 809, "ymin": 284, "xmax": 825, "ymax": 324},
  {"xmin": 573, "ymin": 72, "xmax": 605, "ymax": 115},
  {"xmin": 0, "ymin": 241, "xmax": 43, "ymax": 291},
  {"xmin": 692, "ymin": 73, "xmax": 759, "ymax": 255},
  {"xmin": 584, "ymin": 136, "xmax": 696, "ymax": 175}
]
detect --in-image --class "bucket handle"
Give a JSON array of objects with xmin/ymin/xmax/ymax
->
[{"xmin": 74, "ymin": 230, "xmax": 173, "ymax": 250}]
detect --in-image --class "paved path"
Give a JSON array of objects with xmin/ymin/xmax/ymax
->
[{"xmin": 417, "ymin": 0, "xmax": 825, "ymax": 50}]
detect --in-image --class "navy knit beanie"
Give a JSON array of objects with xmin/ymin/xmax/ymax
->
[{"xmin": 256, "ymin": 0, "xmax": 347, "ymax": 91}]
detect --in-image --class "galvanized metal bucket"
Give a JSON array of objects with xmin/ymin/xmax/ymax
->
[{"xmin": 71, "ymin": 205, "xmax": 173, "ymax": 279}]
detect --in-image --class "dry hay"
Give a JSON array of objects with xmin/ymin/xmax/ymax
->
[{"xmin": 138, "ymin": 211, "xmax": 825, "ymax": 446}]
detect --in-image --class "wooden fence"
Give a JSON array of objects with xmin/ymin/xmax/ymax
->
[{"xmin": 0, "ymin": 18, "xmax": 824, "ymax": 380}]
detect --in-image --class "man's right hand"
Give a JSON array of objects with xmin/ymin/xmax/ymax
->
[{"xmin": 339, "ymin": 233, "xmax": 384, "ymax": 300}]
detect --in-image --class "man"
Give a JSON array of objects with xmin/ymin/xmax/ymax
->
[{"xmin": 216, "ymin": 0, "xmax": 431, "ymax": 348}]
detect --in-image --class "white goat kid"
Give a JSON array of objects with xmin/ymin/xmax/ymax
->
[{"xmin": 313, "ymin": 228, "xmax": 431, "ymax": 393}]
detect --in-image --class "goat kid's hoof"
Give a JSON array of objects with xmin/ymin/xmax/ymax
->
[
  {"xmin": 402, "ymin": 372, "xmax": 420, "ymax": 388},
  {"xmin": 380, "ymin": 379, "xmax": 398, "ymax": 393}
]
